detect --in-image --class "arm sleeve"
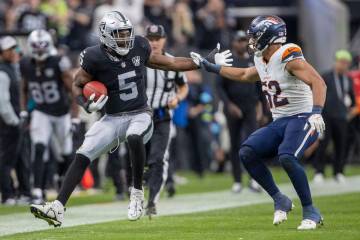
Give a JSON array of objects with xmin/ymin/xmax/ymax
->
[
  {"xmin": 79, "ymin": 49, "xmax": 95, "ymax": 76},
  {"xmin": 281, "ymin": 44, "xmax": 305, "ymax": 63},
  {"xmin": 0, "ymin": 71, "xmax": 19, "ymax": 125},
  {"xmin": 216, "ymin": 75, "xmax": 230, "ymax": 105}
]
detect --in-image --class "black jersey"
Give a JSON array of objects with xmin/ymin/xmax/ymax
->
[
  {"xmin": 79, "ymin": 35, "xmax": 151, "ymax": 114},
  {"xmin": 20, "ymin": 55, "xmax": 71, "ymax": 116}
]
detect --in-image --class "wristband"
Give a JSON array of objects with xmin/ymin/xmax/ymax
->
[
  {"xmin": 312, "ymin": 105, "xmax": 323, "ymax": 114},
  {"xmin": 203, "ymin": 59, "xmax": 221, "ymax": 74}
]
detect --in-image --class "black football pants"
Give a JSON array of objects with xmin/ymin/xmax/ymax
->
[
  {"xmin": 145, "ymin": 119, "xmax": 171, "ymax": 205},
  {"xmin": 0, "ymin": 126, "xmax": 20, "ymax": 202},
  {"xmin": 226, "ymin": 109, "xmax": 257, "ymax": 183},
  {"xmin": 314, "ymin": 117, "xmax": 348, "ymax": 175}
]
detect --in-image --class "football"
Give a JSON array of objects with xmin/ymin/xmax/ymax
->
[{"xmin": 83, "ymin": 81, "xmax": 107, "ymax": 101}]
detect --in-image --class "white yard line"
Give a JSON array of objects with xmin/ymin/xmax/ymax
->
[{"xmin": 1, "ymin": 176, "xmax": 360, "ymax": 237}]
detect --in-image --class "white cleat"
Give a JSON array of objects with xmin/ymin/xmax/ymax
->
[
  {"xmin": 30, "ymin": 200, "xmax": 64, "ymax": 227},
  {"xmin": 297, "ymin": 218, "xmax": 324, "ymax": 230},
  {"xmin": 273, "ymin": 204, "xmax": 295, "ymax": 225},
  {"xmin": 128, "ymin": 187, "xmax": 144, "ymax": 221},
  {"xmin": 231, "ymin": 183, "xmax": 243, "ymax": 193},
  {"xmin": 335, "ymin": 173, "xmax": 346, "ymax": 184},
  {"xmin": 313, "ymin": 173, "xmax": 325, "ymax": 185}
]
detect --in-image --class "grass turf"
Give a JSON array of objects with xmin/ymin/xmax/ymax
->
[
  {"xmin": 3, "ymin": 192, "xmax": 360, "ymax": 240},
  {"xmin": 1, "ymin": 165, "xmax": 360, "ymax": 216}
]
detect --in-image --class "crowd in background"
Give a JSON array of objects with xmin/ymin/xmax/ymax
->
[{"xmin": 1, "ymin": 0, "xmax": 360, "ymax": 205}]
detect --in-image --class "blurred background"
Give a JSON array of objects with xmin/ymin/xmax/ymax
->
[{"xmin": 0, "ymin": 0, "xmax": 360, "ymax": 206}]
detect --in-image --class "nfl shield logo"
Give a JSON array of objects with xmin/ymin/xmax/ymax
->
[{"xmin": 132, "ymin": 56, "xmax": 140, "ymax": 66}]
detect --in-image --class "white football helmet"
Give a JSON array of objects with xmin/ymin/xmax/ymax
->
[
  {"xmin": 27, "ymin": 29, "xmax": 54, "ymax": 61},
  {"xmin": 98, "ymin": 11, "xmax": 134, "ymax": 56}
]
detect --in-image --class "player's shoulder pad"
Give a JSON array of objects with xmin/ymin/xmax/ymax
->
[
  {"xmin": 281, "ymin": 43, "xmax": 304, "ymax": 63},
  {"xmin": 79, "ymin": 45, "xmax": 101, "ymax": 67}
]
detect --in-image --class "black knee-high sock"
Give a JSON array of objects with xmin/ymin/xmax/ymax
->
[
  {"xmin": 33, "ymin": 144, "xmax": 46, "ymax": 189},
  {"xmin": 127, "ymin": 135, "xmax": 145, "ymax": 190},
  {"xmin": 279, "ymin": 154, "xmax": 312, "ymax": 207},
  {"xmin": 57, "ymin": 154, "xmax": 90, "ymax": 206}
]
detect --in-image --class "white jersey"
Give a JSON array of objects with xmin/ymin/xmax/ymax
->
[{"xmin": 254, "ymin": 43, "xmax": 313, "ymax": 120}]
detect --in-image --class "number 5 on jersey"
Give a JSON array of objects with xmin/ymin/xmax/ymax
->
[{"xmin": 118, "ymin": 71, "xmax": 138, "ymax": 101}]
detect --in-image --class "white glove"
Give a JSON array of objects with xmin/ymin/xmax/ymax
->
[
  {"xmin": 305, "ymin": 114, "xmax": 325, "ymax": 135},
  {"xmin": 214, "ymin": 50, "xmax": 233, "ymax": 67},
  {"xmin": 87, "ymin": 93, "xmax": 108, "ymax": 113},
  {"xmin": 190, "ymin": 52, "xmax": 204, "ymax": 66}
]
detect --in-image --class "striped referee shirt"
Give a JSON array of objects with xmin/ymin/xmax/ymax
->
[{"xmin": 145, "ymin": 52, "xmax": 187, "ymax": 109}]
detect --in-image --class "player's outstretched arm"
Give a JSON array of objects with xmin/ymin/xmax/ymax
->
[
  {"xmin": 220, "ymin": 66, "xmax": 260, "ymax": 83},
  {"xmin": 146, "ymin": 53, "xmax": 199, "ymax": 71},
  {"xmin": 190, "ymin": 51, "xmax": 259, "ymax": 82},
  {"xmin": 286, "ymin": 59, "xmax": 326, "ymax": 108}
]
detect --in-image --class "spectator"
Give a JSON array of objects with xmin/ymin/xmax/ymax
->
[
  {"xmin": 144, "ymin": 0, "xmax": 171, "ymax": 38},
  {"xmin": 115, "ymin": 0, "xmax": 144, "ymax": 32},
  {"xmin": 187, "ymin": 72, "xmax": 214, "ymax": 177},
  {"xmin": 195, "ymin": 0, "xmax": 225, "ymax": 50},
  {"xmin": 4, "ymin": 0, "xmax": 28, "ymax": 31},
  {"xmin": 172, "ymin": 0, "xmax": 195, "ymax": 45},
  {"xmin": 17, "ymin": 0, "xmax": 49, "ymax": 33},
  {"xmin": 39, "ymin": 0, "xmax": 68, "ymax": 40},
  {"xmin": 0, "ymin": 36, "xmax": 21, "ymax": 205},
  {"xmin": 66, "ymin": 0, "xmax": 94, "ymax": 51},
  {"xmin": 313, "ymin": 50, "xmax": 357, "ymax": 184},
  {"xmin": 217, "ymin": 30, "xmax": 261, "ymax": 193}
]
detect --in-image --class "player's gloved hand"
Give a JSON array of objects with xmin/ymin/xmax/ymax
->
[
  {"xmin": 77, "ymin": 93, "xmax": 108, "ymax": 113},
  {"xmin": 191, "ymin": 46, "xmax": 233, "ymax": 74},
  {"xmin": 305, "ymin": 106, "xmax": 325, "ymax": 135}
]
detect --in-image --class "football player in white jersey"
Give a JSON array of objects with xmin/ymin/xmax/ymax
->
[{"xmin": 191, "ymin": 15, "xmax": 326, "ymax": 230}]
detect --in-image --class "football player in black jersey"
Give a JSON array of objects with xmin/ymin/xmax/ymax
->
[
  {"xmin": 30, "ymin": 11, "xmax": 233, "ymax": 226},
  {"xmin": 20, "ymin": 29, "xmax": 78, "ymax": 204}
]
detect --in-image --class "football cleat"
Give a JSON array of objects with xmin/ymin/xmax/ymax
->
[
  {"xmin": 231, "ymin": 182, "xmax": 243, "ymax": 193},
  {"xmin": 30, "ymin": 200, "xmax": 65, "ymax": 227},
  {"xmin": 128, "ymin": 187, "xmax": 144, "ymax": 221},
  {"xmin": 273, "ymin": 194, "xmax": 294, "ymax": 225},
  {"xmin": 313, "ymin": 173, "xmax": 325, "ymax": 184},
  {"xmin": 145, "ymin": 202, "xmax": 157, "ymax": 220},
  {"xmin": 297, "ymin": 218, "xmax": 324, "ymax": 230}
]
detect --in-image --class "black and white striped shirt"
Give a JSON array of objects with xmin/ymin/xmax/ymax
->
[{"xmin": 145, "ymin": 52, "xmax": 187, "ymax": 109}]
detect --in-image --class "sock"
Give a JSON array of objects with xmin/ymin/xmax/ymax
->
[
  {"xmin": 56, "ymin": 154, "xmax": 90, "ymax": 206},
  {"xmin": 239, "ymin": 146, "xmax": 280, "ymax": 197},
  {"xmin": 33, "ymin": 144, "xmax": 46, "ymax": 189},
  {"xmin": 279, "ymin": 154, "xmax": 312, "ymax": 207},
  {"xmin": 127, "ymin": 135, "xmax": 145, "ymax": 190}
]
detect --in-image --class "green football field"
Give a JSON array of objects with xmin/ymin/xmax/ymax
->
[
  {"xmin": 1, "ymin": 166, "xmax": 360, "ymax": 239},
  {"xmin": 2, "ymin": 193, "xmax": 360, "ymax": 240}
]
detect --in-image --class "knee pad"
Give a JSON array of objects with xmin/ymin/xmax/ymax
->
[
  {"xmin": 278, "ymin": 154, "xmax": 298, "ymax": 172},
  {"xmin": 239, "ymin": 146, "xmax": 257, "ymax": 165},
  {"xmin": 127, "ymin": 134, "xmax": 143, "ymax": 147}
]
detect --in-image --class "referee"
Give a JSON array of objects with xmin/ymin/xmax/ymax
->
[{"xmin": 144, "ymin": 24, "xmax": 189, "ymax": 216}]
